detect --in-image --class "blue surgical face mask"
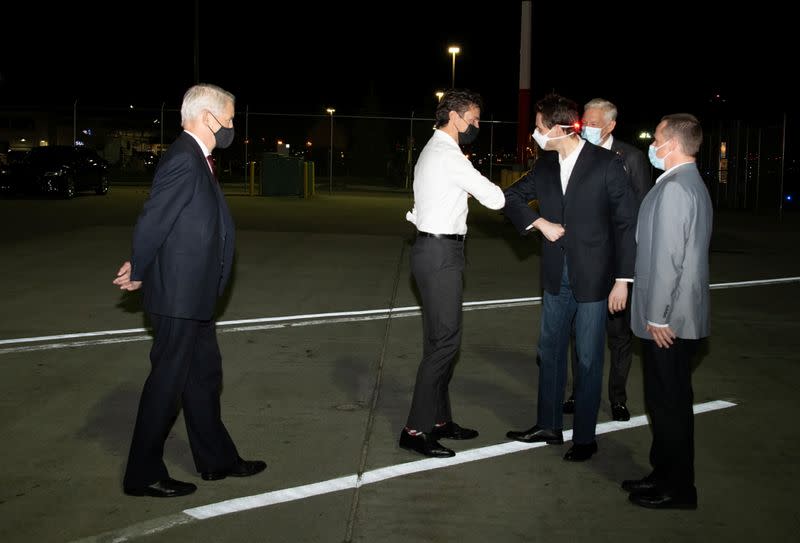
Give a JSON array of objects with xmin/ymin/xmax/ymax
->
[
  {"xmin": 581, "ymin": 125, "xmax": 604, "ymax": 145},
  {"xmin": 648, "ymin": 139, "xmax": 672, "ymax": 170}
]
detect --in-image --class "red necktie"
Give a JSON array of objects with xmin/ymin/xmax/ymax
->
[{"xmin": 206, "ymin": 154, "xmax": 217, "ymax": 180}]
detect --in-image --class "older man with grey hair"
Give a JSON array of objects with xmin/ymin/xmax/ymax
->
[
  {"xmin": 113, "ymin": 84, "xmax": 266, "ymax": 497},
  {"xmin": 563, "ymin": 98, "xmax": 653, "ymax": 422}
]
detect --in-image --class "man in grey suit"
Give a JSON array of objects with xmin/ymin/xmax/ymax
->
[{"xmin": 622, "ymin": 114, "xmax": 712, "ymax": 510}]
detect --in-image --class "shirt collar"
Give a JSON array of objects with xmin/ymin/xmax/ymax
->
[
  {"xmin": 655, "ymin": 161, "xmax": 695, "ymax": 184},
  {"xmin": 558, "ymin": 137, "xmax": 585, "ymax": 165},
  {"xmin": 433, "ymin": 127, "xmax": 461, "ymax": 149},
  {"xmin": 184, "ymin": 129, "xmax": 211, "ymax": 157},
  {"xmin": 601, "ymin": 134, "xmax": 614, "ymax": 150}
]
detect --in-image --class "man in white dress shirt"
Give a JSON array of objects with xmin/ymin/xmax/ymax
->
[{"xmin": 401, "ymin": 89, "xmax": 505, "ymax": 458}]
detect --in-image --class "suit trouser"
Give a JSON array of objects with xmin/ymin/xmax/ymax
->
[
  {"xmin": 123, "ymin": 313, "xmax": 239, "ymax": 488},
  {"xmin": 569, "ymin": 289, "xmax": 633, "ymax": 405},
  {"xmin": 538, "ymin": 263, "xmax": 607, "ymax": 444},
  {"xmin": 642, "ymin": 337, "xmax": 698, "ymax": 491},
  {"xmin": 405, "ymin": 236, "xmax": 464, "ymax": 433}
]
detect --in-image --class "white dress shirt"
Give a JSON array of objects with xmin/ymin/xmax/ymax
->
[
  {"xmin": 406, "ymin": 129, "xmax": 505, "ymax": 235},
  {"xmin": 184, "ymin": 130, "xmax": 215, "ymax": 175},
  {"xmin": 600, "ymin": 134, "xmax": 614, "ymax": 150},
  {"xmin": 558, "ymin": 138, "xmax": 586, "ymax": 194}
]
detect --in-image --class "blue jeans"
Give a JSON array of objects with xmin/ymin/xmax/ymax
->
[{"xmin": 537, "ymin": 262, "xmax": 607, "ymax": 444}]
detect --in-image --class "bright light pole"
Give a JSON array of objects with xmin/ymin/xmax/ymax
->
[
  {"xmin": 448, "ymin": 46, "xmax": 460, "ymax": 88},
  {"xmin": 326, "ymin": 108, "xmax": 335, "ymax": 194}
]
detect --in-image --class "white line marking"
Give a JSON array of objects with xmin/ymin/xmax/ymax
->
[
  {"xmin": 2, "ymin": 276, "xmax": 798, "ymax": 350},
  {"xmin": 183, "ymin": 400, "xmax": 736, "ymax": 520},
  {"xmin": 709, "ymin": 277, "xmax": 800, "ymax": 289}
]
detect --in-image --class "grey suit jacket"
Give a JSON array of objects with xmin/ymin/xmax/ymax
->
[{"xmin": 631, "ymin": 162, "xmax": 713, "ymax": 339}]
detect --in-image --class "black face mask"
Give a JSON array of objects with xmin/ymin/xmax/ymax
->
[
  {"xmin": 208, "ymin": 112, "xmax": 235, "ymax": 149},
  {"xmin": 457, "ymin": 114, "xmax": 479, "ymax": 145}
]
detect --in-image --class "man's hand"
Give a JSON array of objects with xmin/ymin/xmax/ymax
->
[
  {"xmin": 646, "ymin": 323, "xmax": 676, "ymax": 349},
  {"xmin": 608, "ymin": 281, "xmax": 628, "ymax": 314},
  {"xmin": 112, "ymin": 261, "xmax": 142, "ymax": 291},
  {"xmin": 532, "ymin": 218, "xmax": 565, "ymax": 242}
]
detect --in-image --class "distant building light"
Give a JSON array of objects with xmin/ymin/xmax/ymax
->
[
  {"xmin": 639, "ymin": 131, "xmax": 652, "ymax": 140},
  {"xmin": 20, "ymin": 138, "xmax": 26, "ymax": 142},
  {"xmin": 129, "ymin": 105, "xmax": 134, "ymax": 109},
  {"xmin": 306, "ymin": 140, "xmax": 312, "ymax": 147},
  {"xmin": 82, "ymin": 128, "xmax": 93, "ymax": 136},
  {"xmin": 285, "ymin": 144, "xmax": 290, "ymax": 149},
  {"xmin": 277, "ymin": 140, "xmax": 284, "ymax": 145},
  {"xmin": 75, "ymin": 140, "xmax": 85, "ymax": 146},
  {"xmin": 787, "ymin": 195, "xmax": 793, "ymax": 202}
]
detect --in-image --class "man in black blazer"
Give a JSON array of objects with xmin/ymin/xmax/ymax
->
[
  {"xmin": 113, "ymin": 84, "xmax": 265, "ymax": 497},
  {"xmin": 504, "ymin": 94, "xmax": 637, "ymax": 461},
  {"xmin": 563, "ymin": 98, "xmax": 654, "ymax": 422}
]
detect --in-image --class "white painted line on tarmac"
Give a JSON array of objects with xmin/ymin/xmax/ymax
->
[
  {"xmin": 2, "ymin": 275, "xmax": 798, "ymax": 353},
  {"xmin": 183, "ymin": 400, "xmax": 736, "ymax": 520},
  {"xmin": 68, "ymin": 402, "xmax": 736, "ymax": 542},
  {"xmin": 708, "ymin": 276, "xmax": 800, "ymax": 289}
]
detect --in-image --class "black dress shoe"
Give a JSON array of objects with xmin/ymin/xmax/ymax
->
[
  {"xmin": 611, "ymin": 403, "xmax": 631, "ymax": 421},
  {"xmin": 562, "ymin": 396, "xmax": 576, "ymax": 414},
  {"xmin": 432, "ymin": 421, "xmax": 479, "ymax": 440},
  {"xmin": 621, "ymin": 473, "xmax": 658, "ymax": 493},
  {"xmin": 506, "ymin": 425, "xmax": 564, "ymax": 444},
  {"xmin": 201, "ymin": 458, "xmax": 268, "ymax": 481},
  {"xmin": 629, "ymin": 487, "xmax": 697, "ymax": 510},
  {"xmin": 563, "ymin": 441, "xmax": 598, "ymax": 461},
  {"xmin": 124, "ymin": 477, "xmax": 197, "ymax": 498},
  {"xmin": 399, "ymin": 430, "xmax": 455, "ymax": 458}
]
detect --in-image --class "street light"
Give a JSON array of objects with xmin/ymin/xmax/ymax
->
[
  {"xmin": 435, "ymin": 91, "xmax": 444, "ymax": 102},
  {"xmin": 448, "ymin": 46, "xmax": 460, "ymax": 88},
  {"xmin": 326, "ymin": 108, "xmax": 335, "ymax": 194}
]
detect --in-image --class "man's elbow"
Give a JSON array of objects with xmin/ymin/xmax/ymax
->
[{"xmin": 487, "ymin": 196, "xmax": 505, "ymax": 210}]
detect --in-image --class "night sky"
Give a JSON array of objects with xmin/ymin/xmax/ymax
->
[{"xmin": 0, "ymin": 1, "xmax": 795, "ymax": 130}]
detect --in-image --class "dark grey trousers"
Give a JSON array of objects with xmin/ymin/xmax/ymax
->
[
  {"xmin": 405, "ymin": 236, "xmax": 464, "ymax": 432},
  {"xmin": 124, "ymin": 314, "xmax": 239, "ymax": 488},
  {"xmin": 643, "ymin": 337, "xmax": 699, "ymax": 491}
]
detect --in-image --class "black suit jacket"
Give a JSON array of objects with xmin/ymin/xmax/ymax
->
[
  {"xmin": 130, "ymin": 132, "xmax": 235, "ymax": 320},
  {"xmin": 504, "ymin": 142, "xmax": 637, "ymax": 302},
  {"xmin": 611, "ymin": 138, "xmax": 653, "ymax": 207}
]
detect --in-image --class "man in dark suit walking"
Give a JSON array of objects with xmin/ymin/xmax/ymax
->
[
  {"xmin": 563, "ymin": 98, "xmax": 654, "ymax": 422},
  {"xmin": 623, "ymin": 114, "xmax": 712, "ymax": 509},
  {"xmin": 504, "ymin": 94, "xmax": 637, "ymax": 461},
  {"xmin": 113, "ymin": 83, "xmax": 265, "ymax": 497}
]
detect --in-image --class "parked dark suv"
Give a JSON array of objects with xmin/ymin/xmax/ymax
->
[{"xmin": 0, "ymin": 146, "xmax": 109, "ymax": 198}]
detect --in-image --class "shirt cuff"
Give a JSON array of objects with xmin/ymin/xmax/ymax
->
[
  {"xmin": 525, "ymin": 222, "xmax": 535, "ymax": 231},
  {"xmin": 647, "ymin": 321, "xmax": 670, "ymax": 328},
  {"xmin": 615, "ymin": 278, "xmax": 633, "ymax": 283}
]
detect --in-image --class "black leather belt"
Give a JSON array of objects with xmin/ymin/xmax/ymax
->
[{"xmin": 417, "ymin": 231, "xmax": 466, "ymax": 241}]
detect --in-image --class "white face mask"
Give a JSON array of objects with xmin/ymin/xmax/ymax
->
[{"xmin": 532, "ymin": 124, "xmax": 573, "ymax": 149}]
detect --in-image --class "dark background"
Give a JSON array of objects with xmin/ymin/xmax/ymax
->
[{"xmin": 1, "ymin": 1, "xmax": 795, "ymax": 124}]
